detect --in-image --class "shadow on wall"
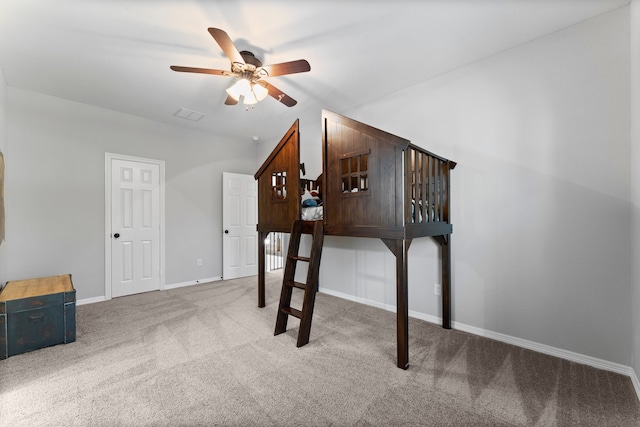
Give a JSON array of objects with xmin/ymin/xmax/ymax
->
[{"xmin": 453, "ymin": 146, "xmax": 632, "ymax": 362}]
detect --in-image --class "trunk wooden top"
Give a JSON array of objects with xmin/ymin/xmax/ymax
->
[{"xmin": 0, "ymin": 274, "xmax": 74, "ymax": 301}]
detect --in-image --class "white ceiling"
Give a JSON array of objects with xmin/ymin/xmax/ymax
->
[{"xmin": 0, "ymin": 0, "xmax": 629, "ymax": 144}]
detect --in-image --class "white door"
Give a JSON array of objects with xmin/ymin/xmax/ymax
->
[
  {"xmin": 109, "ymin": 157, "xmax": 162, "ymax": 297},
  {"xmin": 222, "ymin": 172, "xmax": 258, "ymax": 279}
]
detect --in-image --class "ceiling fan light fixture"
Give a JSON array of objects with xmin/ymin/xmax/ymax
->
[
  {"xmin": 226, "ymin": 78, "xmax": 251, "ymax": 101},
  {"xmin": 252, "ymin": 83, "xmax": 268, "ymax": 102},
  {"xmin": 225, "ymin": 84, "xmax": 241, "ymax": 101},
  {"xmin": 227, "ymin": 78, "xmax": 267, "ymax": 105},
  {"xmin": 243, "ymin": 90, "xmax": 258, "ymax": 105}
]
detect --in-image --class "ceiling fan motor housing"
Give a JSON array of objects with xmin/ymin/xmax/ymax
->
[{"xmin": 239, "ymin": 51, "xmax": 262, "ymax": 68}]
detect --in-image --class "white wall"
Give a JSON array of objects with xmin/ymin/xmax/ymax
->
[
  {"xmin": 319, "ymin": 8, "xmax": 633, "ymax": 366},
  {"xmin": 6, "ymin": 88, "xmax": 258, "ymax": 300},
  {"xmin": 0, "ymin": 65, "xmax": 7, "ymax": 287},
  {"xmin": 255, "ymin": 108, "xmax": 324, "ymax": 182},
  {"xmin": 631, "ymin": 0, "xmax": 640, "ymax": 385}
]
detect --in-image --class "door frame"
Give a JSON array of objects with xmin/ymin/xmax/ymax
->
[{"xmin": 105, "ymin": 153, "xmax": 166, "ymax": 300}]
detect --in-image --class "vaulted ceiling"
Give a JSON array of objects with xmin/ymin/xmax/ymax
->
[{"xmin": 0, "ymin": 0, "xmax": 629, "ymax": 144}]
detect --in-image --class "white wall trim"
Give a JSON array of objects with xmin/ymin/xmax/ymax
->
[
  {"xmin": 632, "ymin": 369, "xmax": 640, "ymax": 401},
  {"xmin": 164, "ymin": 276, "xmax": 222, "ymax": 290},
  {"xmin": 77, "ymin": 277, "xmax": 222, "ymax": 306},
  {"xmin": 320, "ymin": 286, "xmax": 640, "ymax": 400},
  {"xmin": 104, "ymin": 153, "xmax": 166, "ymax": 301},
  {"xmin": 452, "ymin": 320, "xmax": 635, "ymax": 377},
  {"xmin": 76, "ymin": 296, "xmax": 107, "ymax": 306}
]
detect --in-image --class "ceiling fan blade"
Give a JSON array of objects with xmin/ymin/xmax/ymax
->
[
  {"xmin": 258, "ymin": 59, "xmax": 310, "ymax": 77},
  {"xmin": 224, "ymin": 95, "xmax": 238, "ymax": 105},
  {"xmin": 264, "ymin": 82, "xmax": 297, "ymax": 107},
  {"xmin": 170, "ymin": 65, "xmax": 230, "ymax": 76},
  {"xmin": 208, "ymin": 28, "xmax": 245, "ymax": 65}
]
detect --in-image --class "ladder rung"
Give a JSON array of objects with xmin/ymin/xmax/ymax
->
[
  {"xmin": 281, "ymin": 306, "xmax": 302, "ymax": 319},
  {"xmin": 284, "ymin": 280, "xmax": 307, "ymax": 290},
  {"xmin": 288, "ymin": 255, "xmax": 311, "ymax": 262}
]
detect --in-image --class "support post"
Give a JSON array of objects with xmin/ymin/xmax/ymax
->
[
  {"xmin": 442, "ymin": 235, "xmax": 452, "ymax": 329},
  {"xmin": 258, "ymin": 231, "xmax": 268, "ymax": 308},
  {"xmin": 433, "ymin": 235, "xmax": 452, "ymax": 329},
  {"xmin": 382, "ymin": 238, "xmax": 410, "ymax": 369},
  {"xmin": 396, "ymin": 239, "xmax": 409, "ymax": 369}
]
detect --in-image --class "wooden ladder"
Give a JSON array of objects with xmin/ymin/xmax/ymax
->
[{"xmin": 274, "ymin": 220, "xmax": 324, "ymax": 347}]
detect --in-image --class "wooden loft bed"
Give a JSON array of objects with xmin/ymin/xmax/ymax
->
[{"xmin": 254, "ymin": 110, "xmax": 457, "ymax": 369}]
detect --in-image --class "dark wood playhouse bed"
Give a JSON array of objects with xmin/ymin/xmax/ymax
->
[{"xmin": 255, "ymin": 110, "xmax": 457, "ymax": 369}]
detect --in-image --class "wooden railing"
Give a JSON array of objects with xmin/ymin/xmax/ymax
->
[{"xmin": 405, "ymin": 144, "xmax": 456, "ymax": 225}]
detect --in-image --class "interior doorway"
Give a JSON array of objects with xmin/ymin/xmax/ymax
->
[
  {"xmin": 222, "ymin": 172, "xmax": 258, "ymax": 279},
  {"xmin": 105, "ymin": 153, "xmax": 165, "ymax": 299}
]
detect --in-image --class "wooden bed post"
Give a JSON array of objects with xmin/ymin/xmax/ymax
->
[
  {"xmin": 382, "ymin": 238, "xmax": 411, "ymax": 370},
  {"xmin": 434, "ymin": 235, "xmax": 452, "ymax": 329},
  {"xmin": 258, "ymin": 231, "xmax": 268, "ymax": 308},
  {"xmin": 442, "ymin": 235, "xmax": 452, "ymax": 329},
  {"xmin": 396, "ymin": 239, "xmax": 410, "ymax": 369}
]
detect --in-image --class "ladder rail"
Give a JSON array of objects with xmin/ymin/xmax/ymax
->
[{"xmin": 274, "ymin": 220, "xmax": 324, "ymax": 347}]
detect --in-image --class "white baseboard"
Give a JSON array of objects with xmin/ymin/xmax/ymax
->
[
  {"xmin": 632, "ymin": 369, "xmax": 640, "ymax": 402},
  {"xmin": 319, "ymin": 287, "xmax": 640, "ymax": 401},
  {"xmin": 76, "ymin": 296, "xmax": 107, "ymax": 306},
  {"xmin": 77, "ymin": 277, "xmax": 222, "ymax": 305},
  {"xmin": 452, "ymin": 320, "xmax": 636, "ymax": 377},
  {"xmin": 163, "ymin": 276, "xmax": 222, "ymax": 290}
]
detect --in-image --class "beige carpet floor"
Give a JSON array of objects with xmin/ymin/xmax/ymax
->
[{"xmin": 1, "ymin": 272, "xmax": 639, "ymax": 426}]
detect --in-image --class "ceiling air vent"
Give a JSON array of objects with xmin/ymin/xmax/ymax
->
[{"xmin": 174, "ymin": 107, "xmax": 205, "ymax": 121}]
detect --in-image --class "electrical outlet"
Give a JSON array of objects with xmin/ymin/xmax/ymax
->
[
  {"xmin": 434, "ymin": 283, "xmax": 441, "ymax": 296},
  {"xmin": 197, "ymin": 258, "xmax": 203, "ymax": 267}
]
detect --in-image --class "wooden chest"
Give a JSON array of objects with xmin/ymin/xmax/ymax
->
[{"xmin": 0, "ymin": 274, "xmax": 76, "ymax": 359}]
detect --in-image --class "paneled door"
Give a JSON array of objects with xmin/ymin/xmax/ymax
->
[
  {"xmin": 222, "ymin": 172, "xmax": 258, "ymax": 279},
  {"xmin": 108, "ymin": 156, "xmax": 163, "ymax": 298}
]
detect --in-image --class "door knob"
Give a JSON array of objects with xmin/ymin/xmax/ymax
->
[
  {"xmin": 224, "ymin": 230, "xmax": 229, "ymax": 234},
  {"xmin": 113, "ymin": 233, "xmax": 120, "ymax": 239}
]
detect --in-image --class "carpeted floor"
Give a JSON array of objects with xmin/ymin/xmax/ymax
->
[{"xmin": 1, "ymin": 272, "xmax": 639, "ymax": 426}]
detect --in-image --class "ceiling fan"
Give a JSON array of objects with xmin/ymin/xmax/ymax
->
[{"xmin": 170, "ymin": 28, "xmax": 310, "ymax": 107}]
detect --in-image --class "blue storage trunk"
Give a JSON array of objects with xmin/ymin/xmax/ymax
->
[{"xmin": 0, "ymin": 274, "xmax": 76, "ymax": 359}]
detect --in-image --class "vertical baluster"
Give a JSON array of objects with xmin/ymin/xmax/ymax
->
[
  {"xmin": 411, "ymin": 149, "xmax": 419, "ymax": 200},
  {"xmin": 404, "ymin": 148, "xmax": 412, "ymax": 224},
  {"xmin": 269, "ymin": 233, "xmax": 273, "ymax": 271},
  {"xmin": 420, "ymin": 152, "xmax": 426, "ymax": 224},
  {"xmin": 415, "ymin": 151, "xmax": 420, "ymax": 223},
  {"xmin": 425, "ymin": 155, "xmax": 431, "ymax": 222},
  {"xmin": 432, "ymin": 158, "xmax": 438, "ymax": 222},
  {"xmin": 431, "ymin": 156, "xmax": 437, "ymax": 222},
  {"xmin": 434, "ymin": 159, "xmax": 440, "ymax": 222},
  {"xmin": 411, "ymin": 148, "xmax": 417, "ymax": 222},
  {"xmin": 431, "ymin": 159, "xmax": 437, "ymax": 222},
  {"xmin": 415, "ymin": 149, "xmax": 420, "ymax": 223},
  {"xmin": 438, "ymin": 160, "xmax": 444, "ymax": 222}
]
